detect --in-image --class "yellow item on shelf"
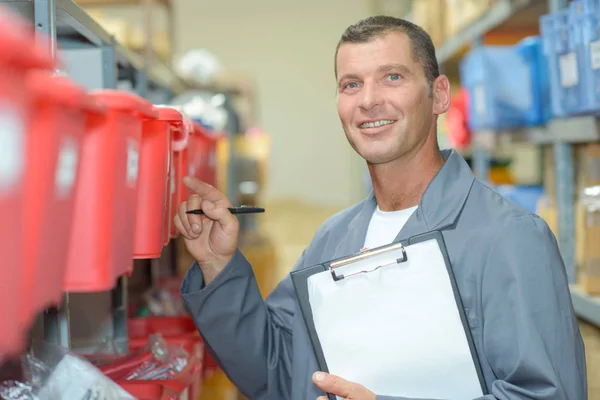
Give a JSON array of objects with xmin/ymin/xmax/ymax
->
[
  {"xmin": 199, "ymin": 369, "xmax": 240, "ymax": 400},
  {"xmin": 239, "ymin": 230, "xmax": 278, "ymax": 299},
  {"xmin": 488, "ymin": 166, "xmax": 515, "ymax": 186}
]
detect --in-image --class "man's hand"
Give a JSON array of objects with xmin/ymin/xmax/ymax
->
[
  {"xmin": 173, "ymin": 176, "xmax": 240, "ymax": 284},
  {"xmin": 313, "ymin": 372, "xmax": 376, "ymax": 400}
]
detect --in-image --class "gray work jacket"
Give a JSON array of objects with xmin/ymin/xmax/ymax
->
[{"xmin": 181, "ymin": 149, "xmax": 587, "ymax": 400}]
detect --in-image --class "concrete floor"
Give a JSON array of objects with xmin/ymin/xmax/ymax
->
[{"xmin": 260, "ymin": 200, "xmax": 600, "ymax": 398}]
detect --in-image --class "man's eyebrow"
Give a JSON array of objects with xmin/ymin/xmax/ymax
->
[
  {"xmin": 337, "ymin": 73, "xmax": 361, "ymax": 83},
  {"xmin": 379, "ymin": 63, "xmax": 412, "ymax": 75}
]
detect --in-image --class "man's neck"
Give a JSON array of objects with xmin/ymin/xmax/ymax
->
[{"xmin": 368, "ymin": 145, "xmax": 445, "ymax": 212}]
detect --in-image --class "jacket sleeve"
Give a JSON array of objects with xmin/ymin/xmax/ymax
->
[
  {"xmin": 376, "ymin": 215, "xmax": 587, "ymax": 400},
  {"xmin": 180, "ymin": 248, "xmax": 305, "ymax": 400}
]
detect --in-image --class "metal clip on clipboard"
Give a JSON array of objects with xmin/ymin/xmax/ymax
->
[{"xmin": 328, "ymin": 243, "xmax": 408, "ymax": 281}]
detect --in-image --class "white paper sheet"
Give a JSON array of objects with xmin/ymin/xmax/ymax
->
[{"xmin": 307, "ymin": 239, "xmax": 483, "ymax": 400}]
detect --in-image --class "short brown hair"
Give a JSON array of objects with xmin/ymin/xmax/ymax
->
[{"xmin": 335, "ymin": 16, "xmax": 440, "ymax": 95}]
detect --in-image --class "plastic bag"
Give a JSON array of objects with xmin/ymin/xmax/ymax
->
[
  {"xmin": 122, "ymin": 334, "xmax": 188, "ymax": 381},
  {"xmin": 0, "ymin": 341, "xmax": 136, "ymax": 400},
  {"xmin": 94, "ymin": 334, "xmax": 189, "ymax": 383},
  {"xmin": 142, "ymin": 287, "xmax": 187, "ymax": 317}
]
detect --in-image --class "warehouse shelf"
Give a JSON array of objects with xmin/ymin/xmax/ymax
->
[
  {"xmin": 473, "ymin": 117, "xmax": 600, "ymax": 149},
  {"xmin": 436, "ymin": 0, "xmax": 541, "ymax": 64},
  {"xmin": 76, "ymin": 0, "xmax": 171, "ymax": 8},
  {"xmin": 2, "ymin": 0, "xmax": 184, "ymax": 94},
  {"xmin": 571, "ymin": 286, "xmax": 600, "ymax": 327}
]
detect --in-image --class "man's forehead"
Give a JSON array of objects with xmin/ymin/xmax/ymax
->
[{"xmin": 336, "ymin": 32, "xmax": 416, "ymax": 76}]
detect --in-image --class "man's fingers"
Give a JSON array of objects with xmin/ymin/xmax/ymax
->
[
  {"xmin": 200, "ymin": 199, "xmax": 238, "ymax": 235},
  {"xmin": 313, "ymin": 372, "xmax": 351, "ymax": 398},
  {"xmin": 186, "ymin": 194, "xmax": 204, "ymax": 232},
  {"xmin": 183, "ymin": 176, "xmax": 231, "ymax": 205},
  {"xmin": 177, "ymin": 201, "xmax": 197, "ymax": 238},
  {"xmin": 173, "ymin": 213, "xmax": 194, "ymax": 241}
]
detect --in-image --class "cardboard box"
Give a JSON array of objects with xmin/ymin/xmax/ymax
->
[
  {"xmin": 413, "ymin": 0, "xmax": 447, "ymax": 46},
  {"xmin": 445, "ymin": 0, "xmax": 491, "ymax": 37}
]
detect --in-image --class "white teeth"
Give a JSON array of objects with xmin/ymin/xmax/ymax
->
[{"xmin": 359, "ymin": 120, "xmax": 395, "ymax": 129}]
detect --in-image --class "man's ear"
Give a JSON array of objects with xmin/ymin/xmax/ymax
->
[{"xmin": 432, "ymin": 75, "xmax": 451, "ymax": 115}]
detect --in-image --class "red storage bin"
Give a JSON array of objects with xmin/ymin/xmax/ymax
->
[
  {"xmin": 169, "ymin": 121, "xmax": 190, "ymax": 238},
  {"xmin": 156, "ymin": 108, "xmax": 185, "ymax": 246},
  {"xmin": 21, "ymin": 70, "xmax": 105, "ymax": 326},
  {"xmin": 188, "ymin": 121, "xmax": 224, "ymax": 187},
  {"xmin": 0, "ymin": 7, "xmax": 55, "ymax": 355},
  {"xmin": 133, "ymin": 107, "xmax": 183, "ymax": 259},
  {"xmin": 64, "ymin": 90, "xmax": 157, "ymax": 292}
]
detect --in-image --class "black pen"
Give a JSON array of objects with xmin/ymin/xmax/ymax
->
[{"xmin": 185, "ymin": 206, "xmax": 265, "ymax": 215}]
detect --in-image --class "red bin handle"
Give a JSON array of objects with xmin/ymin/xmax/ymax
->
[{"xmin": 172, "ymin": 123, "xmax": 190, "ymax": 152}]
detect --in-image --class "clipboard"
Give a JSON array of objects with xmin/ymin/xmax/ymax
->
[{"xmin": 291, "ymin": 231, "xmax": 488, "ymax": 400}]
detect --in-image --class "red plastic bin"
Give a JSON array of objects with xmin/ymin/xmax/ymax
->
[
  {"xmin": 64, "ymin": 90, "xmax": 157, "ymax": 292},
  {"xmin": 188, "ymin": 121, "xmax": 224, "ymax": 187},
  {"xmin": 169, "ymin": 120, "xmax": 190, "ymax": 238},
  {"xmin": 0, "ymin": 7, "xmax": 56, "ymax": 355},
  {"xmin": 21, "ymin": 70, "xmax": 105, "ymax": 326},
  {"xmin": 158, "ymin": 109, "xmax": 185, "ymax": 246},
  {"xmin": 133, "ymin": 107, "xmax": 184, "ymax": 259}
]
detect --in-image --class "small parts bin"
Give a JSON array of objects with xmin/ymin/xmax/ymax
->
[
  {"xmin": 128, "ymin": 317, "xmax": 217, "ymax": 380},
  {"xmin": 22, "ymin": 70, "xmax": 105, "ymax": 327},
  {"xmin": 128, "ymin": 317, "xmax": 205, "ymax": 399},
  {"xmin": 64, "ymin": 90, "xmax": 157, "ymax": 293},
  {"xmin": 133, "ymin": 107, "xmax": 182, "ymax": 259},
  {"xmin": 0, "ymin": 7, "xmax": 55, "ymax": 356},
  {"xmin": 116, "ymin": 354, "xmax": 202, "ymax": 400},
  {"xmin": 188, "ymin": 121, "xmax": 224, "ymax": 188},
  {"xmin": 170, "ymin": 120, "xmax": 190, "ymax": 238}
]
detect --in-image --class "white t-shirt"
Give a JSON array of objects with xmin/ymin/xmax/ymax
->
[{"xmin": 363, "ymin": 205, "xmax": 418, "ymax": 249}]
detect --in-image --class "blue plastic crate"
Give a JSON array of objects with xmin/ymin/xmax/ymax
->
[
  {"xmin": 566, "ymin": 0, "xmax": 591, "ymax": 114},
  {"xmin": 515, "ymin": 36, "xmax": 552, "ymax": 126},
  {"xmin": 540, "ymin": 10, "xmax": 575, "ymax": 117},
  {"xmin": 460, "ymin": 46, "xmax": 532, "ymax": 131},
  {"xmin": 494, "ymin": 185, "xmax": 545, "ymax": 214},
  {"xmin": 580, "ymin": 0, "xmax": 600, "ymax": 114}
]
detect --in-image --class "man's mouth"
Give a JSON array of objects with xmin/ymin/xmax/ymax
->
[{"xmin": 358, "ymin": 120, "xmax": 396, "ymax": 129}]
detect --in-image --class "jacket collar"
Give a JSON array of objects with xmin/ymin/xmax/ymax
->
[{"xmin": 333, "ymin": 149, "xmax": 475, "ymax": 258}]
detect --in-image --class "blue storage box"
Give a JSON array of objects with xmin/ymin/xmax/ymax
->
[
  {"xmin": 495, "ymin": 185, "xmax": 545, "ymax": 214},
  {"xmin": 579, "ymin": 0, "xmax": 600, "ymax": 114},
  {"xmin": 540, "ymin": 9, "xmax": 576, "ymax": 118},
  {"xmin": 566, "ymin": 0, "xmax": 591, "ymax": 114},
  {"xmin": 515, "ymin": 36, "xmax": 552, "ymax": 126},
  {"xmin": 460, "ymin": 46, "xmax": 533, "ymax": 131}
]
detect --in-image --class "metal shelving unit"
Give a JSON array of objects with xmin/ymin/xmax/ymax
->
[
  {"xmin": 436, "ymin": 0, "xmax": 600, "ymax": 326},
  {"xmin": 436, "ymin": 0, "xmax": 540, "ymax": 64},
  {"xmin": 6, "ymin": 0, "xmax": 184, "ymax": 94},
  {"xmin": 0, "ymin": 0, "xmax": 188, "ymax": 353}
]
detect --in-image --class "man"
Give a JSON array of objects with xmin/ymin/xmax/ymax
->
[{"xmin": 176, "ymin": 16, "xmax": 587, "ymax": 400}]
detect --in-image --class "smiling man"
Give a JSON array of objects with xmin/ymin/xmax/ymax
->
[{"xmin": 178, "ymin": 16, "xmax": 587, "ymax": 400}]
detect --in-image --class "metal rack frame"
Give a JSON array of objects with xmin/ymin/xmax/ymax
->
[
  {"xmin": 0, "ymin": 0, "xmax": 186, "ymax": 352},
  {"xmin": 436, "ymin": 0, "xmax": 600, "ymax": 326}
]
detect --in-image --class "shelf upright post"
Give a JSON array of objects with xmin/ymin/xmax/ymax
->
[
  {"xmin": 34, "ymin": 0, "xmax": 57, "ymax": 61},
  {"xmin": 548, "ymin": 0, "xmax": 576, "ymax": 283},
  {"xmin": 32, "ymin": 0, "xmax": 71, "ymax": 349}
]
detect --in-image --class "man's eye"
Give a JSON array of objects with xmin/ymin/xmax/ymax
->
[
  {"xmin": 345, "ymin": 82, "xmax": 359, "ymax": 89},
  {"xmin": 387, "ymin": 74, "xmax": 401, "ymax": 81}
]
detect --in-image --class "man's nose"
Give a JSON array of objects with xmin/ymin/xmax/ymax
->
[{"xmin": 359, "ymin": 82, "xmax": 383, "ymax": 110}]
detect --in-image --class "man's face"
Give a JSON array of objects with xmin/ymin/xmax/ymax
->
[{"xmin": 336, "ymin": 32, "xmax": 436, "ymax": 165}]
